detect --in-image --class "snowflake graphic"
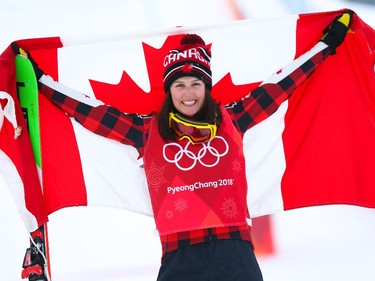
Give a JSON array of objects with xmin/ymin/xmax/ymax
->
[
  {"xmin": 146, "ymin": 160, "xmax": 167, "ymax": 194},
  {"xmin": 166, "ymin": 210, "xmax": 174, "ymax": 219},
  {"xmin": 221, "ymin": 198, "xmax": 238, "ymax": 219},
  {"xmin": 174, "ymin": 198, "xmax": 188, "ymax": 212},
  {"xmin": 232, "ymin": 158, "xmax": 242, "ymax": 173}
]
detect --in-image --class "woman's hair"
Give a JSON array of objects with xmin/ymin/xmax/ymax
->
[{"xmin": 157, "ymin": 87, "xmax": 222, "ymax": 141}]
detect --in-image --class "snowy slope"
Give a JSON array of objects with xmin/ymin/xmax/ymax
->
[{"xmin": 1, "ymin": 1, "xmax": 375, "ymax": 280}]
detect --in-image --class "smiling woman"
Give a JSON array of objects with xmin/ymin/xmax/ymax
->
[
  {"xmin": 170, "ymin": 77, "xmax": 206, "ymax": 117},
  {"xmin": 1, "ymin": 2, "xmax": 374, "ymax": 281},
  {"xmin": 14, "ymin": 10, "xmax": 353, "ymax": 277},
  {"xmin": 156, "ymin": 35, "xmax": 224, "ymax": 145}
]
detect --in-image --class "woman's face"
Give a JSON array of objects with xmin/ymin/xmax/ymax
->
[{"xmin": 170, "ymin": 76, "xmax": 205, "ymax": 117}]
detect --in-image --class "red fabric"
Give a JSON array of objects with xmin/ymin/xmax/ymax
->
[
  {"xmin": 0, "ymin": 45, "xmax": 48, "ymax": 230},
  {"xmin": 144, "ymin": 110, "xmax": 249, "ymax": 235},
  {"xmin": 21, "ymin": 265, "xmax": 43, "ymax": 279},
  {"xmin": 38, "ymin": 50, "xmax": 88, "ymax": 212},
  {"xmin": 282, "ymin": 19, "xmax": 375, "ymax": 209},
  {"xmin": 20, "ymin": 38, "xmax": 88, "ymax": 214}
]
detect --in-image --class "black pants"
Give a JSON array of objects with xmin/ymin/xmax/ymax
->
[{"xmin": 156, "ymin": 239, "xmax": 263, "ymax": 281}]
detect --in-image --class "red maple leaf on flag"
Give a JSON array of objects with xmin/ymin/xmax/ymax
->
[{"xmin": 89, "ymin": 34, "xmax": 260, "ymax": 114}]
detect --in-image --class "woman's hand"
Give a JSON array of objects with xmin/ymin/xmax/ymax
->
[
  {"xmin": 320, "ymin": 10, "xmax": 353, "ymax": 54},
  {"xmin": 11, "ymin": 42, "xmax": 44, "ymax": 81}
]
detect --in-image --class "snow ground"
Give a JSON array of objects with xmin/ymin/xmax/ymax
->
[{"xmin": 1, "ymin": 1, "xmax": 375, "ymax": 280}]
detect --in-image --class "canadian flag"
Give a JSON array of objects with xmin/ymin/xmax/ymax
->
[
  {"xmin": 0, "ymin": 45, "xmax": 48, "ymax": 232},
  {"xmin": 1, "ymin": 9, "xmax": 375, "ymax": 232}
]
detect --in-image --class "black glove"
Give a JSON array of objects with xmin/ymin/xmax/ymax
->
[
  {"xmin": 11, "ymin": 42, "xmax": 44, "ymax": 81},
  {"xmin": 320, "ymin": 9, "xmax": 353, "ymax": 54}
]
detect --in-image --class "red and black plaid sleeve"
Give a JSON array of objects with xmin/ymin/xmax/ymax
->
[
  {"xmin": 228, "ymin": 47, "xmax": 331, "ymax": 133},
  {"xmin": 39, "ymin": 82, "xmax": 150, "ymax": 156}
]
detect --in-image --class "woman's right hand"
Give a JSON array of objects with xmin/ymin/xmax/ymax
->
[{"xmin": 11, "ymin": 42, "xmax": 44, "ymax": 81}]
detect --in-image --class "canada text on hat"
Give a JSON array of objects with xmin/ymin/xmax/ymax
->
[{"xmin": 163, "ymin": 34, "xmax": 212, "ymax": 92}]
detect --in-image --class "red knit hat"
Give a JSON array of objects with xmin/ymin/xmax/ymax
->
[{"xmin": 163, "ymin": 34, "xmax": 212, "ymax": 93}]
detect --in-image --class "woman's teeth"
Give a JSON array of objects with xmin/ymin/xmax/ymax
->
[{"xmin": 183, "ymin": 100, "xmax": 196, "ymax": 105}]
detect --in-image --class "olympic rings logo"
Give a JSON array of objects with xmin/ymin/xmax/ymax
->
[{"xmin": 163, "ymin": 136, "xmax": 229, "ymax": 171}]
